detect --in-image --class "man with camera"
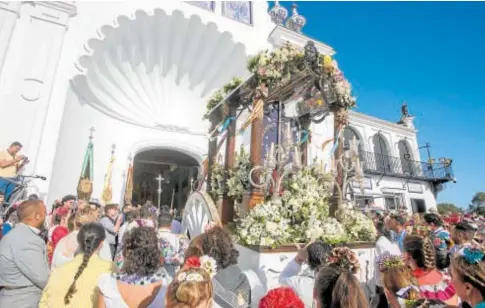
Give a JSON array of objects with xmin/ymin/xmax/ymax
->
[{"xmin": 0, "ymin": 142, "xmax": 29, "ymax": 202}]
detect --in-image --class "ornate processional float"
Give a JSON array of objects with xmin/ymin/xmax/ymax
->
[{"xmin": 182, "ymin": 40, "xmax": 378, "ymax": 301}]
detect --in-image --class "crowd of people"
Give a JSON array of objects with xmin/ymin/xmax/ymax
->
[
  {"xmin": 369, "ymin": 209, "xmax": 485, "ymax": 308},
  {"xmin": 0, "ymin": 195, "xmax": 484, "ymax": 308}
]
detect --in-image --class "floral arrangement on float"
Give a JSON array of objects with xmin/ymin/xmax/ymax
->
[
  {"xmin": 246, "ymin": 42, "xmax": 356, "ymax": 110},
  {"xmin": 233, "ymin": 165, "xmax": 376, "ymax": 248},
  {"xmin": 247, "ymin": 43, "xmax": 305, "ymax": 90},
  {"xmin": 321, "ymin": 54, "xmax": 356, "ymax": 109},
  {"xmin": 226, "ymin": 147, "xmax": 251, "ymax": 203}
]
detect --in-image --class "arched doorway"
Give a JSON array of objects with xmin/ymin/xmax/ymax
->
[
  {"xmin": 372, "ymin": 134, "xmax": 391, "ymax": 173},
  {"xmin": 343, "ymin": 126, "xmax": 363, "ymax": 152},
  {"xmin": 343, "ymin": 126, "xmax": 365, "ymax": 168},
  {"xmin": 131, "ymin": 149, "xmax": 199, "ymax": 214}
]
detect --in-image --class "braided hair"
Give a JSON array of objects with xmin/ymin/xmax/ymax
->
[
  {"xmin": 64, "ymin": 222, "xmax": 106, "ymax": 304},
  {"xmin": 451, "ymin": 248, "xmax": 485, "ymax": 300},
  {"xmin": 403, "ymin": 235, "xmax": 436, "ymax": 270}
]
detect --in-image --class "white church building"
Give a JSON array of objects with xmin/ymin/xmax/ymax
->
[{"xmin": 0, "ymin": 1, "xmax": 453, "ymax": 212}]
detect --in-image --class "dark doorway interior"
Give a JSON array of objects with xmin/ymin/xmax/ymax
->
[
  {"xmin": 411, "ymin": 198, "xmax": 427, "ymax": 213},
  {"xmin": 132, "ymin": 149, "xmax": 199, "ymax": 213}
]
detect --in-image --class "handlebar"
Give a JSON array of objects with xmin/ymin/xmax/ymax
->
[{"xmin": 0, "ymin": 174, "xmax": 46, "ymax": 182}]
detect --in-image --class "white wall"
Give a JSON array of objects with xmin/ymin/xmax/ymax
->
[
  {"xmin": 356, "ymin": 175, "xmax": 437, "ymax": 213},
  {"xmin": 345, "ymin": 112, "xmax": 438, "ymax": 212},
  {"xmin": 47, "ymin": 87, "xmax": 207, "ymax": 206},
  {"xmin": 348, "ymin": 111, "xmax": 420, "ymax": 161},
  {"xmin": 0, "ymin": 3, "xmax": 75, "ymax": 187}
]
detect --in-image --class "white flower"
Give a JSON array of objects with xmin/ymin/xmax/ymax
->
[
  {"xmin": 200, "ymin": 255, "xmax": 217, "ymax": 278},
  {"xmin": 185, "ymin": 273, "xmax": 204, "ymax": 282},
  {"xmin": 338, "ymin": 210, "xmax": 377, "ymax": 242},
  {"xmin": 265, "ymin": 221, "xmax": 278, "ymax": 233}
]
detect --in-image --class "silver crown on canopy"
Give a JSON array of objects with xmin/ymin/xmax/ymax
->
[
  {"xmin": 285, "ymin": 3, "xmax": 306, "ymax": 33},
  {"xmin": 269, "ymin": 1, "xmax": 288, "ymax": 25}
]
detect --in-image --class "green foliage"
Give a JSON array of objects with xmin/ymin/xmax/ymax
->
[
  {"xmin": 226, "ymin": 147, "xmax": 251, "ymax": 203},
  {"xmin": 475, "ymin": 207, "xmax": 485, "ymax": 217},
  {"xmin": 209, "ymin": 162, "xmax": 224, "ymax": 202},
  {"xmin": 471, "ymin": 192, "xmax": 485, "ymax": 208},
  {"xmin": 205, "ymin": 77, "xmax": 243, "ymax": 112},
  {"xmin": 437, "ymin": 203, "xmax": 463, "ymax": 215},
  {"xmin": 206, "ymin": 90, "xmax": 225, "ymax": 113}
]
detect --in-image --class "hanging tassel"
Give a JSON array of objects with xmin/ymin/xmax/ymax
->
[
  {"xmin": 239, "ymin": 99, "xmax": 264, "ymax": 134},
  {"xmin": 322, "ymin": 138, "xmax": 334, "ymax": 151},
  {"xmin": 299, "ymin": 130, "xmax": 309, "ymax": 145},
  {"xmin": 207, "ymin": 117, "xmax": 236, "ymax": 140},
  {"xmin": 218, "ymin": 116, "xmax": 236, "ymax": 133},
  {"xmin": 329, "ymin": 128, "xmax": 344, "ymax": 157}
]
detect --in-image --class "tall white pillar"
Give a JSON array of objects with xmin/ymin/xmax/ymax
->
[
  {"xmin": 0, "ymin": 2, "xmax": 21, "ymax": 78},
  {"xmin": 0, "ymin": 2, "xmax": 77, "ymax": 198}
]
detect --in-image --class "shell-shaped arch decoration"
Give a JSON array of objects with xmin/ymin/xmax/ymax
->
[
  {"xmin": 181, "ymin": 191, "xmax": 220, "ymax": 239},
  {"xmin": 71, "ymin": 9, "xmax": 249, "ymax": 134}
]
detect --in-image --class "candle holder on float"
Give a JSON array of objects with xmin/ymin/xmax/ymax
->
[{"xmin": 248, "ymin": 122, "xmax": 303, "ymax": 206}]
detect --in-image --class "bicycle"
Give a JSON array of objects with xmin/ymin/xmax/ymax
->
[{"xmin": 0, "ymin": 175, "xmax": 46, "ymax": 216}]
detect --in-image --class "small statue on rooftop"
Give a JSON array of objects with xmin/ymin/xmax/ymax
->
[
  {"xmin": 401, "ymin": 101, "xmax": 410, "ymax": 118},
  {"xmin": 398, "ymin": 101, "xmax": 414, "ymax": 128}
]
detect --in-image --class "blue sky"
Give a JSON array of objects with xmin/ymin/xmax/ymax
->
[{"xmin": 277, "ymin": 1, "xmax": 485, "ymax": 207}]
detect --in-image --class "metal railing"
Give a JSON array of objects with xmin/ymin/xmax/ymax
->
[{"xmin": 359, "ymin": 151, "xmax": 454, "ymax": 182}]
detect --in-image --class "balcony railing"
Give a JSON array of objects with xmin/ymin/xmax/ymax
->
[{"xmin": 359, "ymin": 151, "xmax": 454, "ymax": 182}]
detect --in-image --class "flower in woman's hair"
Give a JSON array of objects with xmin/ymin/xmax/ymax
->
[
  {"xmin": 177, "ymin": 272, "xmax": 205, "ymax": 283},
  {"xmin": 199, "ymin": 255, "xmax": 217, "ymax": 278},
  {"xmin": 259, "ymin": 287, "xmax": 304, "ymax": 308},
  {"xmin": 404, "ymin": 299, "xmax": 447, "ymax": 308},
  {"xmin": 459, "ymin": 246, "xmax": 485, "ymax": 264},
  {"xmin": 404, "ymin": 300, "xmax": 418, "ymax": 308},
  {"xmin": 433, "ymin": 238, "xmax": 442, "ymax": 247},
  {"xmin": 326, "ymin": 247, "xmax": 360, "ymax": 274},
  {"xmin": 184, "ymin": 256, "xmax": 201, "ymax": 269},
  {"xmin": 378, "ymin": 254, "xmax": 405, "ymax": 272},
  {"xmin": 177, "ymin": 272, "xmax": 187, "ymax": 281},
  {"xmin": 185, "ymin": 273, "xmax": 205, "ymax": 282},
  {"xmin": 56, "ymin": 207, "xmax": 70, "ymax": 217}
]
